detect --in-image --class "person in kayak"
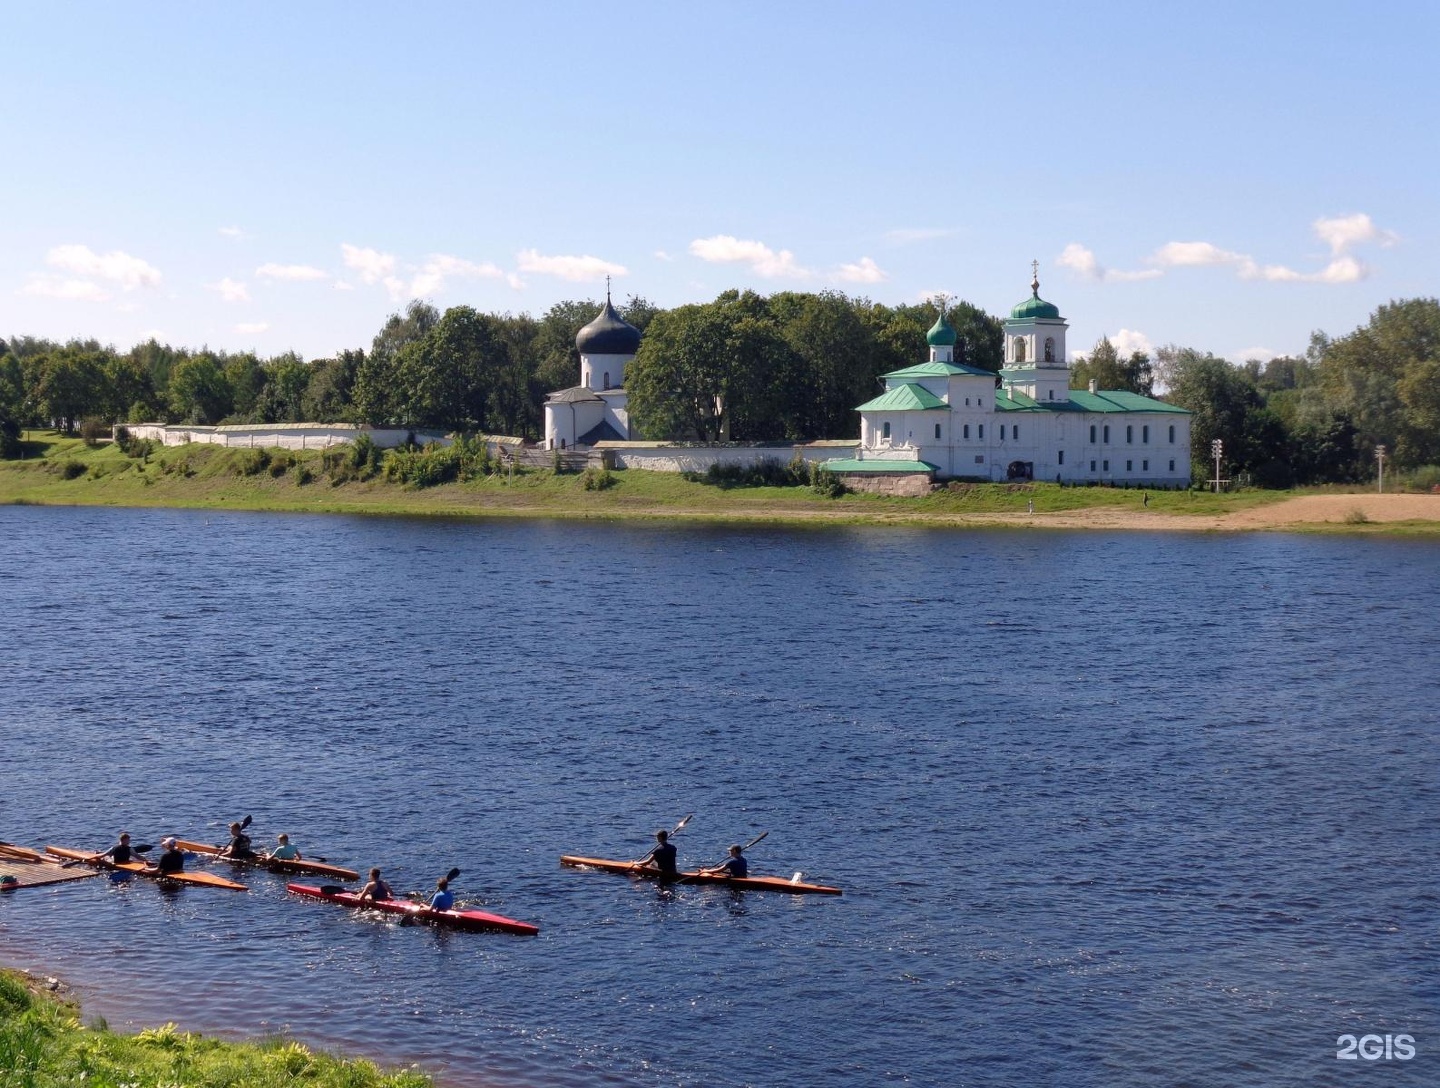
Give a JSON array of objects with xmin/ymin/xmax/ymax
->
[
  {"xmin": 429, "ymin": 876, "xmax": 455, "ymax": 911},
  {"xmin": 639, "ymin": 829, "xmax": 679, "ymax": 880},
  {"xmin": 90, "ymin": 832, "xmax": 136, "ymax": 865},
  {"xmin": 267, "ymin": 833, "xmax": 302, "ymax": 861},
  {"xmin": 217, "ymin": 822, "xmax": 255, "ymax": 859},
  {"xmin": 357, "ymin": 867, "xmax": 392, "ymax": 902},
  {"xmin": 702, "ymin": 844, "xmax": 749, "ymax": 879},
  {"xmin": 151, "ymin": 838, "xmax": 185, "ymax": 876}
]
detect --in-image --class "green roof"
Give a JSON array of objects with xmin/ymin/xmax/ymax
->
[
  {"xmin": 855, "ymin": 383, "xmax": 948, "ymax": 412},
  {"xmin": 926, "ymin": 312, "xmax": 957, "ymax": 347},
  {"xmin": 995, "ymin": 388, "xmax": 1191, "ymax": 414},
  {"xmin": 1009, "ymin": 291, "xmax": 1062, "ymax": 321},
  {"xmin": 884, "ymin": 361, "xmax": 995, "ymax": 379},
  {"xmin": 823, "ymin": 459, "xmax": 938, "ymax": 474}
]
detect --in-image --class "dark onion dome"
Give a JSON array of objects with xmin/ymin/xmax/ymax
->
[
  {"xmin": 926, "ymin": 309, "xmax": 957, "ymax": 347},
  {"xmin": 576, "ymin": 296, "xmax": 642, "ymax": 355}
]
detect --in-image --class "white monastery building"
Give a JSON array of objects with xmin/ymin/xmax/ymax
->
[
  {"xmin": 543, "ymin": 289, "xmax": 641, "ymax": 450},
  {"xmin": 836, "ymin": 271, "xmax": 1192, "ymax": 485}
]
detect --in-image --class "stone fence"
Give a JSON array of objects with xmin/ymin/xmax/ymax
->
[{"xmin": 118, "ymin": 423, "xmax": 450, "ymax": 451}]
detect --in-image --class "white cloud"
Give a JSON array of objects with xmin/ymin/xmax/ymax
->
[
  {"xmin": 45, "ymin": 244, "xmax": 161, "ymax": 290},
  {"xmin": 1313, "ymin": 213, "xmax": 1397, "ymax": 255},
  {"xmin": 516, "ymin": 249, "xmax": 626, "ymax": 282},
  {"xmin": 22, "ymin": 275, "xmax": 112, "ymax": 302},
  {"xmin": 256, "ymin": 262, "xmax": 328, "ymax": 282},
  {"xmin": 654, "ymin": 250, "xmax": 674, "ymax": 262},
  {"xmin": 1111, "ymin": 329, "xmax": 1154, "ymax": 358},
  {"xmin": 234, "ymin": 322, "xmax": 270, "ymax": 335},
  {"xmin": 884, "ymin": 228, "xmax": 960, "ymax": 244},
  {"xmin": 1236, "ymin": 346, "xmax": 1277, "ymax": 363},
  {"xmin": 218, "ymin": 226, "xmax": 245, "ymax": 239},
  {"xmin": 408, "ymin": 254, "xmax": 506, "ymax": 298},
  {"xmin": 211, "ymin": 277, "xmax": 250, "ymax": 303},
  {"xmin": 1243, "ymin": 255, "xmax": 1368, "ymax": 284},
  {"xmin": 333, "ymin": 279, "xmax": 355, "ymax": 291},
  {"xmin": 834, "ymin": 256, "xmax": 887, "ymax": 284},
  {"xmin": 341, "ymin": 244, "xmax": 396, "ymax": 285},
  {"xmin": 688, "ymin": 235, "xmax": 809, "ymax": 278},
  {"xmin": 1057, "ymin": 243, "xmax": 1162, "ymax": 283},
  {"xmin": 506, "ymin": 273, "xmax": 525, "ymax": 290},
  {"xmin": 1152, "ymin": 241, "xmax": 1250, "ymax": 268}
]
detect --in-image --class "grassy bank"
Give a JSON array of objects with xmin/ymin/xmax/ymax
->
[
  {"xmin": 0, "ymin": 969, "xmax": 429, "ymax": 1088},
  {"xmin": 0, "ymin": 430, "xmax": 1299, "ymax": 528}
]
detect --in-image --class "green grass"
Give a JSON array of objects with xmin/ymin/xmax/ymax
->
[
  {"xmin": 0, "ymin": 430, "xmax": 1417, "ymax": 530},
  {"xmin": 0, "ymin": 970, "xmax": 429, "ymax": 1088}
]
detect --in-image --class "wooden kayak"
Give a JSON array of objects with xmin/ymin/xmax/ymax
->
[
  {"xmin": 173, "ymin": 838, "xmax": 359, "ymax": 881},
  {"xmin": 0, "ymin": 841, "xmax": 47, "ymax": 863},
  {"xmin": 560, "ymin": 855, "xmax": 843, "ymax": 895},
  {"xmin": 44, "ymin": 846, "xmax": 248, "ymax": 891},
  {"xmin": 287, "ymin": 882, "xmax": 539, "ymax": 935}
]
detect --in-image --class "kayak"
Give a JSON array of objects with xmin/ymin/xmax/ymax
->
[
  {"xmin": 173, "ymin": 838, "xmax": 359, "ymax": 881},
  {"xmin": 560, "ymin": 855, "xmax": 843, "ymax": 895},
  {"xmin": 0, "ymin": 841, "xmax": 46, "ymax": 863},
  {"xmin": 44, "ymin": 846, "xmax": 249, "ymax": 891},
  {"xmin": 287, "ymin": 883, "xmax": 539, "ymax": 935}
]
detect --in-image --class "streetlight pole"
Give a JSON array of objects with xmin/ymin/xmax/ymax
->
[
  {"xmin": 1375, "ymin": 444, "xmax": 1386, "ymax": 494},
  {"xmin": 1211, "ymin": 438, "xmax": 1223, "ymax": 494}
]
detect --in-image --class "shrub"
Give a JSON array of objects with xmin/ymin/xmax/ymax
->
[
  {"xmin": 1343, "ymin": 508, "xmax": 1370, "ymax": 525},
  {"xmin": 234, "ymin": 448, "xmax": 271, "ymax": 476},
  {"xmin": 79, "ymin": 418, "xmax": 109, "ymax": 447},
  {"xmin": 580, "ymin": 466, "xmax": 616, "ymax": 490},
  {"xmin": 386, "ymin": 443, "xmax": 461, "ymax": 488},
  {"xmin": 808, "ymin": 462, "xmax": 846, "ymax": 498},
  {"xmin": 58, "ymin": 460, "xmax": 86, "ymax": 479},
  {"xmin": 700, "ymin": 457, "xmax": 807, "ymax": 489},
  {"xmin": 294, "ymin": 464, "xmax": 314, "ymax": 486},
  {"xmin": 1404, "ymin": 464, "xmax": 1440, "ymax": 492}
]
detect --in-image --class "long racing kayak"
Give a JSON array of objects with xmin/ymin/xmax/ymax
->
[
  {"xmin": 173, "ymin": 838, "xmax": 359, "ymax": 881},
  {"xmin": 45, "ymin": 846, "xmax": 248, "ymax": 891},
  {"xmin": 560, "ymin": 855, "xmax": 843, "ymax": 895},
  {"xmin": 286, "ymin": 883, "xmax": 539, "ymax": 935}
]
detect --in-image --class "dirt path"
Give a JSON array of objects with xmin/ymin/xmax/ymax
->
[{"xmin": 1000, "ymin": 493, "xmax": 1440, "ymax": 532}]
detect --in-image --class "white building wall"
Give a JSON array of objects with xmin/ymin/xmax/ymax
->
[
  {"xmin": 600, "ymin": 442, "xmax": 859, "ymax": 473},
  {"xmin": 580, "ymin": 351, "xmax": 632, "ymax": 391},
  {"xmin": 118, "ymin": 423, "xmax": 449, "ymax": 450}
]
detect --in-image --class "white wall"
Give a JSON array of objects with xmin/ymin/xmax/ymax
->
[
  {"xmin": 602, "ymin": 442, "xmax": 859, "ymax": 473},
  {"xmin": 119, "ymin": 424, "xmax": 451, "ymax": 450}
]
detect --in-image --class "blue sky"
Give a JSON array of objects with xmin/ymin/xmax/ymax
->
[{"xmin": 4, "ymin": 1, "xmax": 1435, "ymax": 365}]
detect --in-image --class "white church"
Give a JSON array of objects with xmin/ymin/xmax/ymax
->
[
  {"xmin": 835, "ymin": 271, "xmax": 1192, "ymax": 485},
  {"xmin": 543, "ymin": 291, "xmax": 641, "ymax": 450}
]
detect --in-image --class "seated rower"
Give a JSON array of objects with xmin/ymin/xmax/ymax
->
[
  {"xmin": 640, "ymin": 829, "xmax": 679, "ymax": 880},
  {"xmin": 429, "ymin": 876, "xmax": 455, "ymax": 911},
  {"xmin": 151, "ymin": 838, "xmax": 185, "ymax": 876},
  {"xmin": 357, "ymin": 867, "xmax": 391, "ymax": 902},
  {"xmin": 702, "ymin": 844, "xmax": 749, "ymax": 879},
  {"xmin": 91, "ymin": 832, "xmax": 136, "ymax": 866},
  {"xmin": 217, "ymin": 822, "xmax": 255, "ymax": 859},
  {"xmin": 267, "ymin": 833, "xmax": 302, "ymax": 861}
]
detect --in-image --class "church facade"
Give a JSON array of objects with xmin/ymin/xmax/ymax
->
[
  {"xmin": 839, "ymin": 274, "xmax": 1192, "ymax": 485},
  {"xmin": 543, "ymin": 291, "xmax": 641, "ymax": 450}
]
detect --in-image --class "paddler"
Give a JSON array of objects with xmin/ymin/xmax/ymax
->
[
  {"xmin": 701, "ymin": 844, "xmax": 749, "ymax": 879},
  {"xmin": 639, "ymin": 829, "xmax": 679, "ymax": 880},
  {"xmin": 217, "ymin": 822, "xmax": 255, "ymax": 859},
  {"xmin": 428, "ymin": 875, "xmax": 455, "ymax": 911},
  {"xmin": 89, "ymin": 832, "xmax": 136, "ymax": 866},
  {"xmin": 267, "ymin": 833, "xmax": 302, "ymax": 861},
  {"xmin": 356, "ymin": 867, "xmax": 392, "ymax": 902},
  {"xmin": 151, "ymin": 838, "xmax": 185, "ymax": 876}
]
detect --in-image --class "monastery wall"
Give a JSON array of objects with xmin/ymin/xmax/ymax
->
[
  {"xmin": 596, "ymin": 441, "xmax": 858, "ymax": 473},
  {"xmin": 119, "ymin": 423, "xmax": 451, "ymax": 451}
]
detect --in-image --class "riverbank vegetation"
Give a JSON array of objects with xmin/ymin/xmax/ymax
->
[
  {"xmin": 4, "ymin": 293, "xmax": 1439, "ymax": 489},
  {"xmin": 0, "ymin": 969, "xmax": 429, "ymax": 1088}
]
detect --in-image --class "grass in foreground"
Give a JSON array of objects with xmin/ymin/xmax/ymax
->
[{"xmin": 0, "ymin": 970, "xmax": 429, "ymax": 1088}]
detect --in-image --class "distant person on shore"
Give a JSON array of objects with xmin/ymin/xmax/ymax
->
[
  {"xmin": 1143, "ymin": 491, "xmax": 1149, "ymax": 507},
  {"xmin": 217, "ymin": 822, "xmax": 255, "ymax": 859},
  {"xmin": 267, "ymin": 833, "xmax": 302, "ymax": 861},
  {"xmin": 151, "ymin": 838, "xmax": 185, "ymax": 876},
  {"xmin": 1027, "ymin": 499, "xmax": 1034, "ymax": 514},
  {"xmin": 429, "ymin": 876, "xmax": 455, "ymax": 911},
  {"xmin": 357, "ymin": 867, "xmax": 392, "ymax": 902},
  {"xmin": 702, "ymin": 844, "xmax": 749, "ymax": 879},
  {"xmin": 91, "ymin": 832, "xmax": 136, "ymax": 865},
  {"xmin": 640, "ymin": 829, "xmax": 679, "ymax": 880}
]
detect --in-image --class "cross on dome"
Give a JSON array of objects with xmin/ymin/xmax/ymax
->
[{"xmin": 1030, "ymin": 258, "xmax": 1040, "ymax": 296}]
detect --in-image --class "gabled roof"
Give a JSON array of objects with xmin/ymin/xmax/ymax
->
[
  {"xmin": 995, "ymin": 388, "xmax": 1190, "ymax": 414},
  {"xmin": 855, "ymin": 383, "xmax": 948, "ymax": 412},
  {"xmin": 577, "ymin": 419, "xmax": 626, "ymax": 445},
  {"xmin": 546, "ymin": 386, "xmax": 603, "ymax": 404},
  {"xmin": 884, "ymin": 361, "xmax": 995, "ymax": 379}
]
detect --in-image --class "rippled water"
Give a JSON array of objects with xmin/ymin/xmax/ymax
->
[{"xmin": 1, "ymin": 505, "xmax": 1436, "ymax": 1087}]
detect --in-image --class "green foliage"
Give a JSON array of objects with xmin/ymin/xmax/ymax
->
[
  {"xmin": 808, "ymin": 461, "xmax": 846, "ymax": 497},
  {"xmin": 268, "ymin": 450, "xmax": 295, "ymax": 476},
  {"xmin": 294, "ymin": 463, "xmax": 315, "ymax": 486},
  {"xmin": 57, "ymin": 459, "xmax": 86, "ymax": 480},
  {"xmin": 1402, "ymin": 464, "xmax": 1440, "ymax": 492},
  {"xmin": 1343, "ymin": 507, "xmax": 1370, "ymax": 524},
  {"xmin": 168, "ymin": 354, "xmax": 232, "ymax": 424},
  {"xmin": 79, "ymin": 418, "xmax": 109, "ymax": 447},
  {"xmin": 385, "ymin": 442, "xmax": 461, "ymax": 488},
  {"xmin": 580, "ymin": 466, "xmax": 616, "ymax": 490},
  {"xmin": 234, "ymin": 448, "xmax": 272, "ymax": 476},
  {"xmin": 687, "ymin": 457, "xmax": 808, "ymax": 489},
  {"xmin": 1071, "ymin": 336, "xmax": 1154, "ymax": 396}
]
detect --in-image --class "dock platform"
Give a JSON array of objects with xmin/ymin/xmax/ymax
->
[{"xmin": 0, "ymin": 846, "xmax": 100, "ymax": 891}]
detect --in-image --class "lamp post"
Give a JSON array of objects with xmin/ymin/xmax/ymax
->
[
  {"xmin": 1375, "ymin": 444, "xmax": 1386, "ymax": 494},
  {"xmin": 1211, "ymin": 438, "xmax": 1223, "ymax": 493}
]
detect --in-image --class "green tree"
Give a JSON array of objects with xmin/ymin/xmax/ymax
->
[
  {"xmin": 224, "ymin": 353, "xmax": 267, "ymax": 419},
  {"xmin": 0, "ymin": 350, "xmax": 22, "ymax": 456},
  {"xmin": 397, "ymin": 305, "xmax": 510, "ymax": 430},
  {"xmin": 168, "ymin": 354, "xmax": 232, "ymax": 424},
  {"xmin": 353, "ymin": 300, "xmax": 438, "ymax": 424},
  {"xmin": 303, "ymin": 349, "xmax": 363, "ymax": 422},
  {"xmin": 1071, "ymin": 337, "xmax": 1154, "ymax": 395},
  {"xmin": 253, "ymin": 353, "xmax": 311, "ymax": 422},
  {"xmin": 1160, "ymin": 347, "xmax": 1287, "ymax": 482},
  {"xmin": 34, "ymin": 348, "xmax": 110, "ymax": 432}
]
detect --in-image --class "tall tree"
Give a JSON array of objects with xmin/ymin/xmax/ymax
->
[
  {"xmin": 353, "ymin": 300, "xmax": 438, "ymax": 424},
  {"xmin": 1071, "ymin": 337, "xmax": 1154, "ymax": 396},
  {"xmin": 34, "ymin": 348, "xmax": 109, "ymax": 432},
  {"xmin": 167, "ymin": 354, "xmax": 232, "ymax": 424}
]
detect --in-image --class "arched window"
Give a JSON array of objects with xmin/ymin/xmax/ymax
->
[
  {"xmin": 1044, "ymin": 337, "xmax": 1055, "ymax": 362},
  {"xmin": 603, "ymin": 371, "xmax": 610, "ymax": 388},
  {"xmin": 1014, "ymin": 338, "xmax": 1027, "ymax": 364},
  {"xmin": 882, "ymin": 421, "xmax": 891, "ymax": 440},
  {"xmin": 934, "ymin": 423, "xmax": 942, "ymax": 440}
]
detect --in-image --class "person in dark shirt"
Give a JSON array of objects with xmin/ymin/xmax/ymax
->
[
  {"xmin": 217, "ymin": 822, "xmax": 254, "ymax": 859},
  {"xmin": 152, "ymin": 838, "xmax": 185, "ymax": 876},
  {"xmin": 640, "ymin": 829, "xmax": 679, "ymax": 880},
  {"xmin": 357, "ymin": 868, "xmax": 392, "ymax": 902},
  {"xmin": 91, "ymin": 832, "xmax": 135, "ymax": 865},
  {"xmin": 702, "ymin": 844, "xmax": 749, "ymax": 879}
]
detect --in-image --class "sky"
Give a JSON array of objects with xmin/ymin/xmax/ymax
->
[{"xmin": 4, "ymin": 1, "xmax": 1436, "ymax": 366}]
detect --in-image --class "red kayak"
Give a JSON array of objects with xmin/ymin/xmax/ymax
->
[
  {"xmin": 560, "ymin": 855, "xmax": 843, "ymax": 895},
  {"xmin": 286, "ymin": 882, "xmax": 539, "ymax": 935}
]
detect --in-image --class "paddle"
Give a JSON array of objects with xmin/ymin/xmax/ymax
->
[
  {"xmin": 697, "ymin": 831, "xmax": 768, "ymax": 876},
  {"xmin": 632, "ymin": 813, "xmax": 694, "ymax": 867},
  {"xmin": 216, "ymin": 814, "xmax": 253, "ymax": 853},
  {"xmin": 64, "ymin": 844, "xmax": 153, "ymax": 868}
]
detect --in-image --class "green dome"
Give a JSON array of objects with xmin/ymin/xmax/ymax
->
[
  {"xmin": 1011, "ymin": 290, "xmax": 1061, "ymax": 321},
  {"xmin": 926, "ymin": 311, "xmax": 957, "ymax": 347}
]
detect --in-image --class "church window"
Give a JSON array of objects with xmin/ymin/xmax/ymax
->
[
  {"xmin": 1058, "ymin": 450, "xmax": 1065, "ymax": 465},
  {"xmin": 935, "ymin": 423, "xmax": 942, "ymax": 440},
  {"xmin": 1047, "ymin": 389, "xmax": 1054, "ymax": 400},
  {"xmin": 1142, "ymin": 424, "xmax": 1150, "ymax": 443},
  {"xmin": 1103, "ymin": 460, "xmax": 1109, "ymax": 471},
  {"xmin": 1014, "ymin": 338, "xmax": 1026, "ymax": 363},
  {"xmin": 1126, "ymin": 425, "xmax": 1133, "ymax": 444},
  {"xmin": 1044, "ymin": 337, "xmax": 1055, "ymax": 362},
  {"xmin": 1103, "ymin": 425, "xmax": 1110, "ymax": 443},
  {"xmin": 1090, "ymin": 460, "xmax": 1096, "ymax": 471},
  {"xmin": 979, "ymin": 424, "xmax": 985, "ymax": 439},
  {"xmin": 1126, "ymin": 460, "xmax": 1133, "ymax": 472},
  {"xmin": 1013, "ymin": 424, "xmax": 1020, "ymax": 440},
  {"xmin": 1143, "ymin": 459, "xmax": 1149, "ymax": 470},
  {"xmin": 1169, "ymin": 459, "xmax": 1176, "ymax": 471},
  {"xmin": 963, "ymin": 424, "xmax": 970, "ymax": 439},
  {"xmin": 1089, "ymin": 424, "xmax": 1096, "ymax": 442},
  {"xmin": 882, "ymin": 421, "xmax": 891, "ymax": 440},
  {"xmin": 1169, "ymin": 425, "xmax": 1176, "ymax": 443},
  {"xmin": 603, "ymin": 371, "xmax": 610, "ymax": 388}
]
